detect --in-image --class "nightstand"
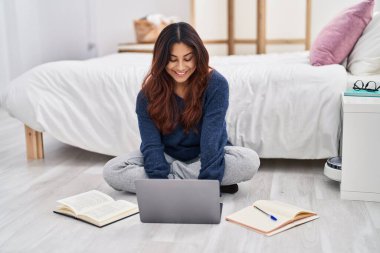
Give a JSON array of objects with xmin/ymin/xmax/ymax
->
[{"xmin": 341, "ymin": 94, "xmax": 380, "ymax": 202}]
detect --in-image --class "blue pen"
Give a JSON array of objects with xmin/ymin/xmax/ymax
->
[{"xmin": 254, "ymin": 206, "xmax": 278, "ymax": 221}]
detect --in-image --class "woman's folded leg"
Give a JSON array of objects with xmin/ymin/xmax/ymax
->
[
  {"xmin": 221, "ymin": 146, "xmax": 260, "ymax": 186},
  {"xmin": 103, "ymin": 150, "xmax": 148, "ymax": 193}
]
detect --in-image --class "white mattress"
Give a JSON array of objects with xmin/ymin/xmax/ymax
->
[{"xmin": 1, "ymin": 52, "xmax": 348, "ymax": 159}]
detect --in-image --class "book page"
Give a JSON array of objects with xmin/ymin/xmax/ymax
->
[
  {"xmin": 255, "ymin": 200, "xmax": 315, "ymax": 219},
  {"xmin": 266, "ymin": 215, "xmax": 319, "ymax": 236},
  {"xmin": 226, "ymin": 206, "xmax": 290, "ymax": 233},
  {"xmin": 226, "ymin": 200, "xmax": 317, "ymax": 234},
  {"xmin": 57, "ymin": 190, "xmax": 114, "ymax": 214},
  {"xmin": 80, "ymin": 200, "xmax": 138, "ymax": 222}
]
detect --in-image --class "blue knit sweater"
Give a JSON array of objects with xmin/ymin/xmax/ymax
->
[{"xmin": 135, "ymin": 70, "xmax": 229, "ymax": 182}]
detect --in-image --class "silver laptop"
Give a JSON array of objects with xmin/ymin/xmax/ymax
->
[{"xmin": 135, "ymin": 179, "xmax": 222, "ymax": 224}]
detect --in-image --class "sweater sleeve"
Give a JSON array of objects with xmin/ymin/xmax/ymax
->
[
  {"xmin": 135, "ymin": 92, "xmax": 170, "ymax": 179},
  {"xmin": 198, "ymin": 75, "xmax": 229, "ymax": 182}
]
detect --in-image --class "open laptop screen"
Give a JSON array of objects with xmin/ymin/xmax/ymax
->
[{"xmin": 135, "ymin": 179, "xmax": 222, "ymax": 224}]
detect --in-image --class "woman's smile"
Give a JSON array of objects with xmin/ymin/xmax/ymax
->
[{"xmin": 166, "ymin": 42, "xmax": 196, "ymax": 85}]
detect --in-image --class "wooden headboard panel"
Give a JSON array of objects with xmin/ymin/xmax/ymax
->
[{"xmin": 191, "ymin": 0, "xmax": 312, "ymax": 55}]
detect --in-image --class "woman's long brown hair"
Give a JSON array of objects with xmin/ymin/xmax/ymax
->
[{"xmin": 141, "ymin": 22, "xmax": 210, "ymax": 135}]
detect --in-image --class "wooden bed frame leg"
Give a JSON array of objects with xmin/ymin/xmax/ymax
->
[{"xmin": 25, "ymin": 125, "xmax": 44, "ymax": 160}]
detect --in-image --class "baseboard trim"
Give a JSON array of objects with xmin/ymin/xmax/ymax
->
[{"xmin": 341, "ymin": 190, "xmax": 380, "ymax": 202}]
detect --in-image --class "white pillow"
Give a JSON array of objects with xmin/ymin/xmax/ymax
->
[{"xmin": 348, "ymin": 12, "xmax": 380, "ymax": 75}]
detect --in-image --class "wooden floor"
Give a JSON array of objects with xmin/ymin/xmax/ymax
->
[{"xmin": 1, "ymin": 108, "xmax": 380, "ymax": 253}]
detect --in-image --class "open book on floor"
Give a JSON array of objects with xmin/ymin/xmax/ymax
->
[
  {"xmin": 226, "ymin": 200, "xmax": 319, "ymax": 236},
  {"xmin": 54, "ymin": 190, "xmax": 139, "ymax": 227}
]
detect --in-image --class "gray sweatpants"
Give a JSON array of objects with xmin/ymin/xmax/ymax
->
[{"xmin": 103, "ymin": 146, "xmax": 260, "ymax": 193}]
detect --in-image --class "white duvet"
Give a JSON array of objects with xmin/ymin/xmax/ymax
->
[{"xmin": 1, "ymin": 52, "xmax": 348, "ymax": 159}]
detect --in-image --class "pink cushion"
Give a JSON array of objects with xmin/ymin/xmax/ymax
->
[{"xmin": 310, "ymin": 0, "xmax": 374, "ymax": 66}]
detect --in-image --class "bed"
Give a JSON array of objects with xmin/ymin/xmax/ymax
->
[
  {"xmin": 1, "ymin": 51, "xmax": 349, "ymax": 160},
  {"xmin": 2, "ymin": 0, "xmax": 379, "ymax": 161}
]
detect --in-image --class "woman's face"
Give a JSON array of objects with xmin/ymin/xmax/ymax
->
[{"xmin": 165, "ymin": 42, "xmax": 196, "ymax": 85}]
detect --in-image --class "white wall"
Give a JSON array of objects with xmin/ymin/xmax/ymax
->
[
  {"xmin": 0, "ymin": 0, "xmax": 95, "ymax": 95},
  {"xmin": 0, "ymin": 1, "xmax": 10, "ymax": 95},
  {"xmin": 94, "ymin": 0, "xmax": 191, "ymax": 56}
]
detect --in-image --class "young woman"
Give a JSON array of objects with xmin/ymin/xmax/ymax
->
[{"xmin": 103, "ymin": 22, "xmax": 260, "ymax": 193}]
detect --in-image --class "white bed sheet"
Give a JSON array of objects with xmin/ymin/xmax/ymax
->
[{"xmin": 1, "ymin": 52, "xmax": 348, "ymax": 159}]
